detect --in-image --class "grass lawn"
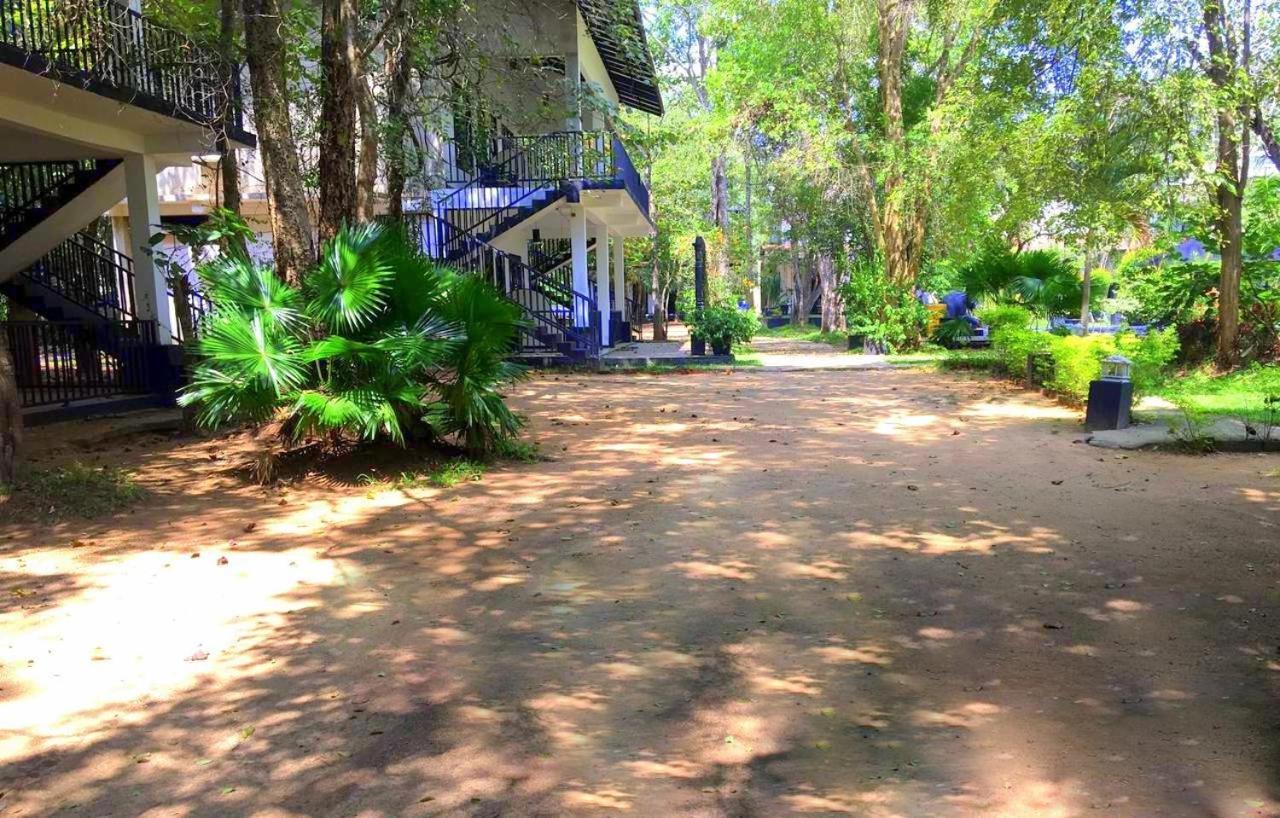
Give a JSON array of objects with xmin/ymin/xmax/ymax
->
[
  {"xmin": 887, "ymin": 347, "xmax": 999, "ymax": 371},
  {"xmin": 1149, "ymin": 363, "xmax": 1280, "ymax": 425},
  {"xmin": 896, "ymin": 346, "xmax": 1280, "ymax": 426},
  {"xmin": 754, "ymin": 322, "xmax": 849, "ymax": 348}
]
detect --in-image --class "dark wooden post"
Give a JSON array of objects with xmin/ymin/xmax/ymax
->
[{"xmin": 692, "ymin": 236, "xmax": 707, "ymax": 356}]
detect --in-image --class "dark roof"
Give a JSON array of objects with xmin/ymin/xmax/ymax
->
[{"xmin": 576, "ymin": 0, "xmax": 664, "ymax": 116}]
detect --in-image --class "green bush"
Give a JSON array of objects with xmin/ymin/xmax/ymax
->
[
  {"xmin": 181, "ymin": 222, "xmax": 526, "ymax": 453},
  {"xmin": 1045, "ymin": 335, "xmax": 1112, "ymax": 399},
  {"xmin": 980, "ymin": 306, "xmax": 1044, "ymax": 375},
  {"xmin": 983, "ymin": 309, "xmax": 1180, "ymax": 401},
  {"xmin": 1117, "ymin": 328, "xmax": 1180, "ymax": 395},
  {"xmin": 841, "ymin": 261, "xmax": 929, "ymax": 351},
  {"xmin": 687, "ymin": 304, "xmax": 758, "ymax": 351}
]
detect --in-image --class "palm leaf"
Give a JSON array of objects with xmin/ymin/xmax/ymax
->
[{"xmin": 307, "ymin": 223, "xmax": 396, "ymax": 333}]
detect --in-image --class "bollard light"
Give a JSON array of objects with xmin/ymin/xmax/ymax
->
[
  {"xmin": 1101, "ymin": 354, "xmax": 1132, "ymax": 382},
  {"xmin": 1086, "ymin": 355, "xmax": 1134, "ymax": 431}
]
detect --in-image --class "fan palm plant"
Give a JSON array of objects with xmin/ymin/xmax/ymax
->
[{"xmin": 180, "ymin": 222, "xmax": 526, "ymax": 452}]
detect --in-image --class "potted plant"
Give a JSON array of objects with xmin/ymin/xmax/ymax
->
[{"xmin": 688, "ymin": 304, "xmax": 758, "ymax": 356}]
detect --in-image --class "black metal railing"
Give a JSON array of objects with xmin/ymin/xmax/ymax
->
[
  {"xmin": 0, "ymin": 160, "xmax": 104, "ymax": 241},
  {"xmin": 0, "ymin": 0, "xmax": 248, "ymax": 137},
  {"xmin": 23, "ymin": 231, "xmax": 138, "ymax": 322},
  {"xmin": 4, "ymin": 319, "xmax": 157, "ymax": 407},
  {"xmin": 401, "ymin": 211, "xmax": 600, "ymax": 357}
]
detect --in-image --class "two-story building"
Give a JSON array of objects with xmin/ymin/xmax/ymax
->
[
  {"xmin": 0, "ymin": 0, "xmax": 255, "ymax": 419},
  {"xmin": 115, "ymin": 0, "xmax": 664, "ymax": 364}
]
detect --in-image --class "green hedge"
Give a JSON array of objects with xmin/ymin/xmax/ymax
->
[{"xmin": 978, "ymin": 306, "xmax": 1179, "ymax": 401}]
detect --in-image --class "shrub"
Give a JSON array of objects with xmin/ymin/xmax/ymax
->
[
  {"xmin": 841, "ymin": 262, "xmax": 929, "ymax": 351},
  {"xmin": 980, "ymin": 306, "xmax": 1044, "ymax": 375},
  {"xmin": 181, "ymin": 222, "xmax": 526, "ymax": 454},
  {"xmin": 1046, "ymin": 335, "xmax": 1112, "ymax": 400},
  {"xmin": 687, "ymin": 304, "xmax": 758, "ymax": 351},
  {"xmin": 1117, "ymin": 328, "xmax": 1180, "ymax": 395},
  {"xmin": 984, "ymin": 312, "xmax": 1179, "ymax": 401}
]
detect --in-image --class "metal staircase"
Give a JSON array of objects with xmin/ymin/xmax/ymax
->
[
  {"xmin": 404, "ymin": 132, "xmax": 625, "ymax": 360},
  {"xmin": 0, "ymin": 163, "xmax": 183, "ymax": 412}
]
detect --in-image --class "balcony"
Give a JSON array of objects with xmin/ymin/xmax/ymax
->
[
  {"xmin": 0, "ymin": 0, "xmax": 253, "ymax": 145},
  {"xmin": 443, "ymin": 130, "xmax": 650, "ymax": 219}
]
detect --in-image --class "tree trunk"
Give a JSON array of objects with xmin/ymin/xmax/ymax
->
[
  {"xmin": 817, "ymin": 254, "xmax": 843, "ymax": 333},
  {"xmin": 217, "ymin": 0, "xmax": 245, "ymax": 259},
  {"xmin": 1079, "ymin": 266, "xmax": 1092, "ymax": 331},
  {"xmin": 384, "ymin": 23, "xmax": 411, "ymax": 224},
  {"xmin": 1252, "ymin": 109, "xmax": 1280, "ymax": 174},
  {"xmin": 710, "ymin": 152, "xmax": 730, "ymax": 279},
  {"xmin": 649, "ymin": 240, "xmax": 666, "ymax": 341},
  {"xmin": 0, "ymin": 327, "xmax": 20, "ymax": 485},
  {"xmin": 242, "ymin": 0, "xmax": 314, "ymax": 284},
  {"xmin": 743, "ymin": 147, "xmax": 760, "ymax": 314},
  {"xmin": 318, "ymin": 0, "xmax": 360, "ymax": 245},
  {"xmin": 1203, "ymin": 0, "xmax": 1246, "ymax": 367},
  {"xmin": 355, "ymin": 73, "xmax": 379, "ymax": 222}
]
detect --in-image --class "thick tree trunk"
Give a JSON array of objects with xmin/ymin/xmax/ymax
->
[
  {"xmin": 710, "ymin": 153, "xmax": 730, "ymax": 279},
  {"xmin": 1203, "ymin": 0, "xmax": 1245, "ymax": 367},
  {"xmin": 650, "ymin": 250, "xmax": 666, "ymax": 342},
  {"xmin": 817, "ymin": 254, "xmax": 844, "ymax": 333},
  {"xmin": 242, "ymin": 0, "xmax": 314, "ymax": 283},
  {"xmin": 384, "ymin": 26, "xmax": 411, "ymax": 224},
  {"xmin": 0, "ymin": 327, "xmax": 20, "ymax": 485},
  {"xmin": 355, "ymin": 74, "xmax": 379, "ymax": 223},
  {"xmin": 318, "ymin": 0, "xmax": 360, "ymax": 244},
  {"xmin": 218, "ymin": 0, "xmax": 242, "ymax": 216},
  {"xmin": 1215, "ymin": 168, "xmax": 1244, "ymax": 366}
]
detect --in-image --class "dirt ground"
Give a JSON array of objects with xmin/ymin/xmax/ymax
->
[{"xmin": 2, "ymin": 367, "xmax": 1279, "ymax": 818}]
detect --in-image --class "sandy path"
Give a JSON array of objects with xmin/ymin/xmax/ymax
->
[{"xmin": 1, "ymin": 367, "xmax": 1278, "ymax": 818}]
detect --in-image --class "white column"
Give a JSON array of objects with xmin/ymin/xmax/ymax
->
[
  {"xmin": 570, "ymin": 207, "xmax": 590, "ymax": 328},
  {"xmin": 594, "ymin": 220, "xmax": 611, "ymax": 346},
  {"xmin": 612, "ymin": 235, "xmax": 626, "ymax": 316},
  {"xmin": 124, "ymin": 154, "xmax": 174, "ymax": 344}
]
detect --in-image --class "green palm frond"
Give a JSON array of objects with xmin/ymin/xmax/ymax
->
[
  {"xmin": 307, "ymin": 223, "xmax": 396, "ymax": 333},
  {"xmin": 179, "ymin": 365, "xmax": 285, "ymax": 428},
  {"xmin": 193, "ymin": 312, "xmax": 307, "ymax": 397},
  {"xmin": 291, "ymin": 384, "xmax": 422, "ymax": 444},
  {"xmin": 200, "ymin": 253, "xmax": 302, "ymax": 327}
]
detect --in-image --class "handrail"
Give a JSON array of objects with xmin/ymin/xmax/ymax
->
[
  {"xmin": 22, "ymin": 230, "xmax": 138, "ymax": 322},
  {"xmin": 401, "ymin": 211, "xmax": 600, "ymax": 357},
  {"xmin": 3, "ymin": 318, "xmax": 157, "ymax": 407},
  {"xmin": 0, "ymin": 0, "xmax": 248, "ymax": 136},
  {"xmin": 0, "ymin": 160, "xmax": 99, "ymax": 238}
]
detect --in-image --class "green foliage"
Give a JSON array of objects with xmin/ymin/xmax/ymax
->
[
  {"xmin": 755, "ymin": 323, "xmax": 847, "ymax": 347},
  {"xmin": 424, "ymin": 459, "xmax": 486, "ymax": 488},
  {"xmin": 1156, "ymin": 364, "xmax": 1280, "ymax": 425},
  {"xmin": 181, "ymin": 221, "xmax": 525, "ymax": 454},
  {"xmin": 1044, "ymin": 335, "xmax": 1113, "ymax": 399},
  {"xmin": 983, "ymin": 306, "xmax": 1179, "ymax": 400},
  {"xmin": 687, "ymin": 304, "xmax": 759, "ymax": 350},
  {"xmin": 959, "ymin": 246, "xmax": 1091, "ymax": 317},
  {"xmin": 841, "ymin": 261, "xmax": 929, "ymax": 351},
  {"xmin": 1116, "ymin": 328, "xmax": 1181, "ymax": 395},
  {"xmin": 1, "ymin": 463, "xmax": 143, "ymax": 520}
]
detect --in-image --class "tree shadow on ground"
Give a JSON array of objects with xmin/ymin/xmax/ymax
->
[{"xmin": 1, "ymin": 368, "xmax": 1277, "ymax": 817}]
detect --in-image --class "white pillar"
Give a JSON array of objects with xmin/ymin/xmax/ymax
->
[
  {"xmin": 594, "ymin": 220, "xmax": 611, "ymax": 346},
  {"xmin": 570, "ymin": 207, "xmax": 590, "ymax": 328},
  {"xmin": 124, "ymin": 154, "xmax": 174, "ymax": 344},
  {"xmin": 612, "ymin": 235, "xmax": 626, "ymax": 316}
]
